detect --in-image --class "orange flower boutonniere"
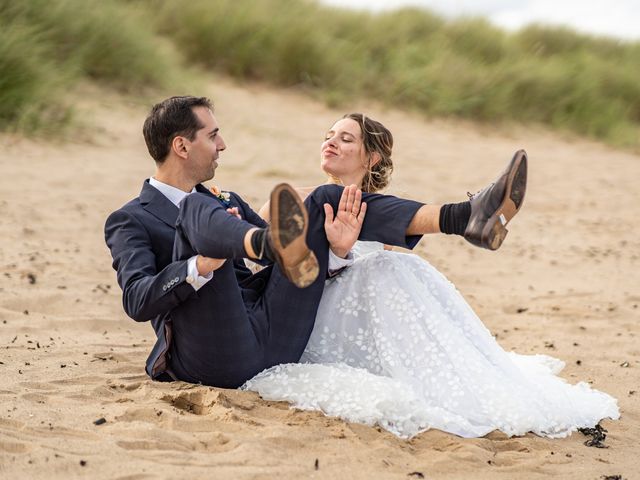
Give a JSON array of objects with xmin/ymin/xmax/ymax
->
[{"xmin": 210, "ymin": 185, "xmax": 231, "ymax": 207}]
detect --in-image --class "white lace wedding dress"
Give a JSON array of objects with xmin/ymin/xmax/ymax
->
[{"xmin": 242, "ymin": 242, "xmax": 619, "ymax": 439}]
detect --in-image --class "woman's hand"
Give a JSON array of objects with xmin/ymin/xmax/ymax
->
[{"xmin": 323, "ymin": 184, "xmax": 367, "ymax": 258}]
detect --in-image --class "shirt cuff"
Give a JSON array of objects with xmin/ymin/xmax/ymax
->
[
  {"xmin": 186, "ymin": 256, "xmax": 214, "ymax": 291},
  {"xmin": 327, "ymin": 248, "xmax": 354, "ymax": 277}
]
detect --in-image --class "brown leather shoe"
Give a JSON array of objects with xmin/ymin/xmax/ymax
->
[
  {"xmin": 464, "ymin": 150, "xmax": 527, "ymax": 250},
  {"xmin": 269, "ymin": 183, "xmax": 319, "ymax": 288}
]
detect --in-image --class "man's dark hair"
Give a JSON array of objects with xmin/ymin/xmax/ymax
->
[{"xmin": 142, "ymin": 96, "xmax": 213, "ymax": 163}]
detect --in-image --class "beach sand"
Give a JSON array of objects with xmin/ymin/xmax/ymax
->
[{"xmin": 1, "ymin": 77, "xmax": 638, "ymax": 479}]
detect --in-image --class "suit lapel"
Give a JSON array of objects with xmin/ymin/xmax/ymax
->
[
  {"xmin": 140, "ymin": 180, "xmax": 179, "ymax": 228},
  {"xmin": 139, "ymin": 181, "xmax": 232, "ymax": 229},
  {"xmin": 196, "ymin": 184, "xmax": 235, "ymax": 208}
]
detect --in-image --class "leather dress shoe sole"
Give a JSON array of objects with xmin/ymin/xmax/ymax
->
[
  {"xmin": 479, "ymin": 149, "xmax": 527, "ymax": 250},
  {"xmin": 269, "ymin": 183, "xmax": 319, "ymax": 288}
]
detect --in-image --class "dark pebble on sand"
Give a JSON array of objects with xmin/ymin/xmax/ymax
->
[
  {"xmin": 601, "ymin": 476, "xmax": 623, "ymax": 480},
  {"xmin": 408, "ymin": 472, "xmax": 425, "ymax": 478},
  {"xmin": 620, "ymin": 361, "xmax": 630, "ymax": 368},
  {"xmin": 578, "ymin": 423, "xmax": 608, "ymax": 448},
  {"xmin": 23, "ymin": 310, "xmax": 28, "ymax": 315},
  {"xmin": 60, "ymin": 364, "xmax": 66, "ymax": 368},
  {"xmin": 93, "ymin": 417, "xmax": 106, "ymax": 426},
  {"xmin": 80, "ymin": 460, "xmax": 86, "ymax": 467},
  {"xmin": 516, "ymin": 307, "xmax": 528, "ymax": 313},
  {"xmin": 314, "ymin": 458, "xmax": 319, "ymax": 470},
  {"xmin": 576, "ymin": 360, "xmax": 582, "ymax": 365},
  {"xmin": 27, "ymin": 273, "xmax": 36, "ymax": 284}
]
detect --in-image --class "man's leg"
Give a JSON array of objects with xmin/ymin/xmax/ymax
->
[
  {"xmin": 168, "ymin": 193, "xmax": 268, "ymax": 387},
  {"xmin": 173, "ymin": 193, "xmax": 255, "ymax": 260}
]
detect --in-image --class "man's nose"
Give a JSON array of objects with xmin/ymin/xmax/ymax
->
[{"xmin": 217, "ymin": 135, "xmax": 227, "ymax": 151}]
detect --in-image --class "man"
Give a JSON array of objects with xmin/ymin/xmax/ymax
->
[{"xmin": 105, "ymin": 96, "xmax": 527, "ymax": 387}]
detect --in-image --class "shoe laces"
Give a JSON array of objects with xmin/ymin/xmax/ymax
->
[{"xmin": 467, "ymin": 182, "xmax": 495, "ymax": 200}]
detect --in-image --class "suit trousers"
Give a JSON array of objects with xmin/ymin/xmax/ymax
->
[{"xmin": 168, "ymin": 184, "xmax": 423, "ymax": 388}]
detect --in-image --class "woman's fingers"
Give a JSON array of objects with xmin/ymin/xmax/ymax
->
[
  {"xmin": 352, "ymin": 188, "xmax": 362, "ymax": 215},
  {"xmin": 323, "ymin": 203, "xmax": 334, "ymax": 228},
  {"xmin": 336, "ymin": 185, "xmax": 364, "ymax": 221},
  {"xmin": 357, "ymin": 201, "xmax": 367, "ymax": 223},
  {"xmin": 337, "ymin": 186, "xmax": 348, "ymax": 213}
]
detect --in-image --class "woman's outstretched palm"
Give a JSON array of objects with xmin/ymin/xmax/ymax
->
[{"xmin": 323, "ymin": 185, "xmax": 367, "ymax": 258}]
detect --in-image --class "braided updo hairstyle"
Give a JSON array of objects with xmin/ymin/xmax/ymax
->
[{"xmin": 344, "ymin": 113, "xmax": 394, "ymax": 193}]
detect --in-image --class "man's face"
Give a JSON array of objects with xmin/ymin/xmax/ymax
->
[{"xmin": 185, "ymin": 107, "xmax": 226, "ymax": 183}]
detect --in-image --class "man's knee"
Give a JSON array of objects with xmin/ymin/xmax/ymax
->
[
  {"xmin": 180, "ymin": 192, "xmax": 209, "ymax": 214},
  {"xmin": 179, "ymin": 192, "xmax": 223, "ymax": 225}
]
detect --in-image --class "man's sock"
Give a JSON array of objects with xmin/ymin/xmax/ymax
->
[
  {"xmin": 439, "ymin": 201, "xmax": 471, "ymax": 236},
  {"xmin": 249, "ymin": 228, "xmax": 275, "ymax": 261}
]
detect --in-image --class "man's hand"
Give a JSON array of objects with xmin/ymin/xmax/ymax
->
[
  {"xmin": 323, "ymin": 184, "xmax": 367, "ymax": 258},
  {"xmin": 196, "ymin": 255, "xmax": 226, "ymax": 276}
]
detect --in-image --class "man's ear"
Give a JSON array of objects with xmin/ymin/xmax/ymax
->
[
  {"xmin": 369, "ymin": 152, "xmax": 382, "ymax": 167},
  {"xmin": 172, "ymin": 136, "xmax": 189, "ymax": 160}
]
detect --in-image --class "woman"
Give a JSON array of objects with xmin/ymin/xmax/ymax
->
[{"xmin": 243, "ymin": 114, "xmax": 619, "ymax": 439}]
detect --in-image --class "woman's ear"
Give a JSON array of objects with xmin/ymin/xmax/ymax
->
[
  {"xmin": 369, "ymin": 152, "xmax": 382, "ymax": 167},
  {"xmin": 172, "ymin": 136, "xmax": 189, "ymax": 159}
]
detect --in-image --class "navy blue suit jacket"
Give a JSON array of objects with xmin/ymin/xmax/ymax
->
[{"xmin": 104, "ymin": 180, "xmax": 267, "ymax": 380}]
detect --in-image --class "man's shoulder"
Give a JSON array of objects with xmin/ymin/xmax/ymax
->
[
  {"xmin": 107, "ymin": 195, "xmax": 143, "ymax": 219},
  {"xmin": 105, "ymin": 195, "xmax": 145, "ymax": 232}
]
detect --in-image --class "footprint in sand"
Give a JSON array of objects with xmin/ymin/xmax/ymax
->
[
  {"xmin": 0, "ymin": 440, "xmax": 30, "ymax": 454},
  {"xmin": 160, "ymin": 389, "xmax": 224, "ymax": 415},
  {"xmin": 116, "ymin": 431, "xmax": 235, "ymax": 455}
]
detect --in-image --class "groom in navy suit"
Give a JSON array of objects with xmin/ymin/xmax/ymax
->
[{"xmin": 105, "ymin": 96, "xmax": 526, "ymax": 388}]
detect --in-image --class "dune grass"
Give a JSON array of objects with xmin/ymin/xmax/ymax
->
[
  {"xmin": 0, "ymin": 0, "xmax": 181, "ymax": 133},
  {"xmin": 149, "ymin": 0, "xmax": 640, "ymax": 149},
  {"xmin": 1, "ymin": 0, "xmax": 638, "ymax": 148}
]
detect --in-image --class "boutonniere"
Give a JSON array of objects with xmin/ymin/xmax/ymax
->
[{"xmin": 210, "ymin": 185, "xmax": 231, "ymax": 207}]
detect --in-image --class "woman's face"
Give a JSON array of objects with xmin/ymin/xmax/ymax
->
[{"xmin": 320, "ymin": 118, "xmax": 367, "ymax": 181}]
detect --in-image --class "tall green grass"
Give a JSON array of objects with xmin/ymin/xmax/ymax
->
[
  {"xmin": 149, "ymin": 0, "xmax": 640, "ymax": 148},
  {"xmin": 1, "ymin": 0, "xmax": 638, "ymax": 148},
  {"xmin": 0, "ymin": 0, "xmax": 181, "ymax": 133}
]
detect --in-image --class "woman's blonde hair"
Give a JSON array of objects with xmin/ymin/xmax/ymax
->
[{"xmin": 344, "ymin": 113, "xmax": 394, "ymax": 193}]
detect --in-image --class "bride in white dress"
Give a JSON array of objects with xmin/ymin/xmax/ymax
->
[{"xmin": 242, "ymin": 114, "xmax": 619, "ymax": 439}]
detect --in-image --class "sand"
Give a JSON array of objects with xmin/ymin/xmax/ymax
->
[{"xmin": 1, "ymin": 77, "xmax": 638, "ymax": 479}]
